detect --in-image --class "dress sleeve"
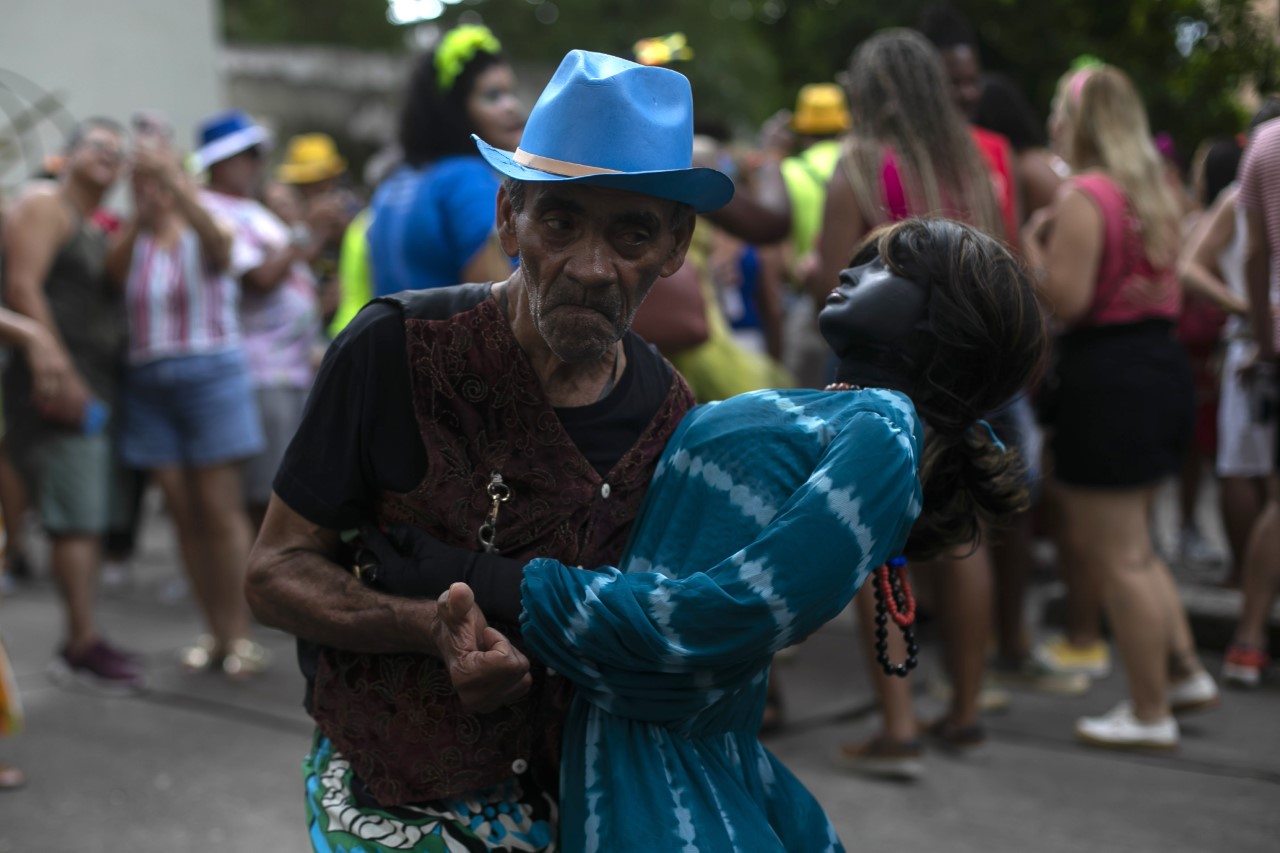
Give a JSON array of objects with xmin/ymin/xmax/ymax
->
[{"xmin": 519, "ymin": 410, "xmax": 919, "ymax": 718}]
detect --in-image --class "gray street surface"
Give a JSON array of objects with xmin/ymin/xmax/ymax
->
[{"xmin": 0, "ymin": 486, "xmax": 1277, "ymax": 853}]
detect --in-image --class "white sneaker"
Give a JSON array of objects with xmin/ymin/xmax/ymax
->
[
  {"xmin": 1178, "ymin": 527, "xmax": 1225, "ymax": 567},
  {"xmin": 1075, "ymin": 702, "xmax": 1178, "ymax": 750},
  {"xmin": 1168, "ymin": 671, "xmax": 1219, "ymax": 714}
]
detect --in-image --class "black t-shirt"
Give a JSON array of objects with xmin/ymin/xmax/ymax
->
[
  {"xmin": 273, "ymin": 287, "xmax": 676, "ymax": 703},
  {"xmin": 274, "ymin": 292, "xmax": 674, "ymax": 527}
]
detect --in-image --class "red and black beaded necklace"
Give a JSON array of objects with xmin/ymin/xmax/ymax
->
[{"xmin": 825, "ymin": 382, "xmax": 918, "ymax": 677}]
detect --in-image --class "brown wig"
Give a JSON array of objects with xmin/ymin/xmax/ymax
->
[{"xmin": 847, "ymin": 218, "xmax": 1048, "ymax": 559}]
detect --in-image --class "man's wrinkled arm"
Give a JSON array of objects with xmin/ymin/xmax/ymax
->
[
  {"xmin": 245, "ymin": 494, "xmax": 442, "ymax": 656},
  {"xmin": 246, "ymin": 494, "xmax": 531, "ymax": 709}
]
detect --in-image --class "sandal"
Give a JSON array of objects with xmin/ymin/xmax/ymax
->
[
  {"xmin": 921, "ymin": 716, "xmax": 985, "ymax": 751},
  {"xmin": 221, "ymin": 639, "xmax": 270, "ymax": 679},
  {"xmin": 0, "ymin": 761, "xmax": 26, "ymax": 791},
  {"xmin": 179, "ymin": 635, "xmax": 220, "ymax": 672}
]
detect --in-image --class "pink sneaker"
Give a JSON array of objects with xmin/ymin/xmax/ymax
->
[{"xmin": 49, "ymin": 639, "xmax": 147, "ymax": 694}]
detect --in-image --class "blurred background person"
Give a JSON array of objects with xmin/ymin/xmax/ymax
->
[
  {"xmin": 0, "ymin": 301, "xmax": 85, "ymax": 790},
  {"xmin": 1172, "ymin": 135, "xmax": 1243, "ymax": 575},
  {"xmin": 274, "ymin": 133, "xmax": 358, "ymax": 327},
  {"xmin": 196, "ymin": 110, "xmax": 327, "ymax": 535},
  {"xmin": 1022, "ymin": 65, "xmax": 1218, "ymax": 750},
  {"xmin": 1222, "ymin": 107, "xmax": 1280, "ymax": 691},
  {"xmin": 973, "ymin": 73, "xmax": 1064, "ymax": 219},
  {"xmin": 768, "ymin": 82, "xmax": 851, "ymax": 389},
  {"xmin": 1179, "ymin": 101, "xmax": 1280, "ymax": 598},
  {"xmin": 104, "ymin": 118, "xmax": 266, "ymax": 678},
  {"xmin": 634, "ymin": 133, "xmax": 793, "ymax": 406},
  {"xmin": 919, "ymin": 4, "xmax": 1071, "ymax": 702},
  {"xmin": 812, "ymin": 28, "xmax": 1017, "ymax": 778},
  {"xmin": 1, "ymin": 118, "xmax": 143, "ymax": 691},
  {"xmin": 1172, "ymin": 133, "xmax": 1228, "ymax": 571},
  {"xmin": 363, "ymin": 24, "xmax": 522, "ymax": 296}
]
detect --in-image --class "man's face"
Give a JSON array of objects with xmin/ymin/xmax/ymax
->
[
  {"xmin": 941, "ymin": 46, "xmax": 983, "ymax": 120},
  {"xmin": 210, "ymin": 146, "xmax": 265, "ymax": 196},
  {"xmin": 67, "ymin": 127, "xmax": 125, "ymax": 191},
  {"xmin": 498, "ymin": 182, "xmax": 693, "ymax": 364}
]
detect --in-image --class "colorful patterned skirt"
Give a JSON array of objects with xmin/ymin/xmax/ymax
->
[{"xmin": 303, "ymin": 732, "xmax": 557, "ymax": 852}]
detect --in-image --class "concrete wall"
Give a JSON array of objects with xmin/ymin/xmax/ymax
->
[{"xmin": 0, "ymin": 0, "xmax": 223, "ymax": 196}]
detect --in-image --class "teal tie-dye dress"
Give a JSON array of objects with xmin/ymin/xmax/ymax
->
[{"xmin": 520, "ymin": 387, "xmax": 922, "ymax": 852}]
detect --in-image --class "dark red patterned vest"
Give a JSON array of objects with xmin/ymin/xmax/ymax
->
[{"xmin": 310, "ymin": 286, "xmax": 693, "ymax": 806}]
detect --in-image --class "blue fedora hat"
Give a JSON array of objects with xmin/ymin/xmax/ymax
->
[
  {"xmin": 474, "ymin": 50, "xmax": 734, "ymax": 212},
  {"xmin": 192, "ymin": 109, "xmax": 271, "ymax": 172}
]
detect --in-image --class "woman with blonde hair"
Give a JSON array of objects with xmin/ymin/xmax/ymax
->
[{"xmin": 1023, "ymin": 64, "xmax": 1219, "ymax": 749}]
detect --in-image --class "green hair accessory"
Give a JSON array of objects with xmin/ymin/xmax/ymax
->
[
  {"xmin": 1070, "ymin": 54, "xmax": 1104, "ymax": 72},
  {"xmin": 435, "ymin": 25, "xmax": 501, "ymax": 93}
]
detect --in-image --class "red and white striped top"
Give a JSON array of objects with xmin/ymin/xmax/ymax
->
[
  {"xmin": 125, "ymin": 228, "xmax": 240, "ymax": 364},
  {"xmin": 1238, "ymin": 118, "xmax": 1280, "ymax": 292}
]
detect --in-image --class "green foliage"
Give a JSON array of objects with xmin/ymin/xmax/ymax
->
[
  {"xmin": 222, "ymin": 0, "xmax": 404, "ymax": 51},
  {"xmin": 222, "ymin": 0, "xmax": 1280, "ymax": 153}
]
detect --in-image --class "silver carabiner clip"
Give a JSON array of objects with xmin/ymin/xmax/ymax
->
[{"xmin": 477, "ymin": 472, "xmax": 511, "ymax": 553}]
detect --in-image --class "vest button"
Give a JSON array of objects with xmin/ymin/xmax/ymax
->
[
  {"xmin": 601, "ymin": 483, "xmax": 611, "ymax": 498},
  {"xmin": 511, "ymin": 758, "xmax": 529, "ymax": 775}
]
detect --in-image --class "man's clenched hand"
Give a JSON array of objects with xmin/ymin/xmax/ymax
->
[{"xmin": 433, "ymin": 582, "xmax": 532, "ymax": 713}]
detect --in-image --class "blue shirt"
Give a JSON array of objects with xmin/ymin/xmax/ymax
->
[
  {"xmin": 366, "ymin": 155, "xmax": 500, "ymax": 294},
  {"xmin": 521, "ymin": 387, "xmax": 923, "ymax": 852}
]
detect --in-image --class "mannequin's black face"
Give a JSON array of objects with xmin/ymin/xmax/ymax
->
[{"xmin": 818, "ymin": 258, "xmax": 930, "ymax": 358}]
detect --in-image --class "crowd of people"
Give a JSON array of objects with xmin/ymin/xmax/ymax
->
[{"xmin": 0, "ymin": 4, "xmax": 1276, "ymax": 851}]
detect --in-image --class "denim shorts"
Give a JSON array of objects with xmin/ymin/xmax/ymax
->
[{"xmin": 120, "ymin": 349, "xmax": 265, "ymax": 469}]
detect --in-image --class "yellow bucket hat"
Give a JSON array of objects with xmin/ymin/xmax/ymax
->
[
  {"xmin": 791, "ymin": 83, "xmax": 851, "ymax": 136},
  {"xmin": 275, "ymin": 133, "xmax": 347, "ymax": 184}
]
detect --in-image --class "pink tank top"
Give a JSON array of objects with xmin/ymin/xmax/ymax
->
[
  {"xmin": 1070, "ymin": 173, "xmax": 1180, "ymax": 329},
  {"xmin": 879, "ymin": 127, "xmax": 1018, "ymax": 245}
]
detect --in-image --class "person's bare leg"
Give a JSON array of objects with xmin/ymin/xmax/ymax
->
[
  {"xmin": 1044, "ymin": 479, "xmax": 1106, "ymax": 649},
  {"xmin": 152, "ymin": 466, "xmax": 224, "ymax": 650},
  {"xmin": 1062, "ymin": 484, "xmax": 1170, "ymax": 721},
  {"xmin": 0, "ymin": 441, "xmax": 29, "ymax": 574},
  {"xmin": 991, "ymin": 513, "xmax": 1033, "ymax": 663},
  {"xmin": 1177, "ymin": 449, "xmax": 1203, "ymax": 538},
  {"xmin": 855, "ymin": 582, "xmax": 918, "ymax": 742},
  {"xmin": 49, "ymin": 534, "xmax": 102, "ymax": 654},
  {"xmin": 1218, "ymin": 476, "xmax": 1265, "ymax": 589},
  {"xmin": 938, "ymin": 544, "xmax": 992, "ymax": 731},
  {"xmin": 1233, "ymin": 475, "xmax": 1280, "ymax": 650},
  {"xmin": 191, "ymin": 462, "xmax": 255, "ymax": 648}
]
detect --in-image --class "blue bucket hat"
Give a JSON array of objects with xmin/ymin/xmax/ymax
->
[
  {"xmin": 474, "ymin": 50, "xmax": 734, "ymax": 213},
  {"xmin": 192, "ymin": 109, "xmax": 271, "ymax": 173}
]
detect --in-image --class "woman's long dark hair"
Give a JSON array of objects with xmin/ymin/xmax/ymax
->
[
  {"xmin": 847, "ymin": 218, "xmax": 1048, "ymax": 559},
  {"xmin": 398, "ymin": 37, "xmax": 506, "ymax": 167}
]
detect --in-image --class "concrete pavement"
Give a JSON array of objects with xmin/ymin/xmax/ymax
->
[{"xmin": 0, "ymin": 488, "xmax": 1277, "ymax": 853}]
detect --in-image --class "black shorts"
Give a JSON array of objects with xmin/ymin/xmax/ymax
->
[{"xmin": 1044, "ymin": 320, "xmax": 1193, "ymax": 488}]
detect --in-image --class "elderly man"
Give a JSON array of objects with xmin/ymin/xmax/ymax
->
[{"xmin": 245, "ymin": 50, "xmax": 732, "ymax": 850}]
